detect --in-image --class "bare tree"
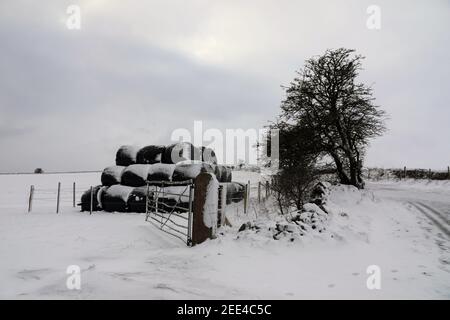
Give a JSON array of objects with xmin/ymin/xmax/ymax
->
[
  {"xmin": 280, "ymin": 48, "xmax": 387, "ymax": 188},
  {"xmin": 263, "ymin": 124, "xmax": 321, "ymax": 214}
]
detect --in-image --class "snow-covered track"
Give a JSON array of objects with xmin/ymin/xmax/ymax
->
[{"xmin": 408, "ymin": 202, "xmax": 450, "ymax": 238}]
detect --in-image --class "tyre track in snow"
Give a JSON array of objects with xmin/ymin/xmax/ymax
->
[
  {"xmin": 366, "ymin": 182, "xmax": 450, "ymax": 240},
  {"xmin": 415, "ymin": 201, "xmax": 449, "ymax": 224},
  {"xmin": 407, "ymin": 202, "xmax": 450, "ymax": 238}
]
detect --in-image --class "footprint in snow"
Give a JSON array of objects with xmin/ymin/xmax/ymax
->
[
  {"xmin": 16, "ymin": 268, "xmax": 51, "ymax": 281},
  {"xmin": 155, "ymin": 283, "xmax": 178, "ymax": 292}
]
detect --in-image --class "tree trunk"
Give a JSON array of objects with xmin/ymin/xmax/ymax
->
[
  {"xmin": 330, "ymin": 151, "xmax": 351, "ymax": 185},
  {"xmin": 349, "ymin": 157, "xmax": 364, "ymax": 189}
]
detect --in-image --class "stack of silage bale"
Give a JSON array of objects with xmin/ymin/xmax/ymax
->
[{"xmin": 80, "ymin": 142, "xmax": 243, "ymax": 213}]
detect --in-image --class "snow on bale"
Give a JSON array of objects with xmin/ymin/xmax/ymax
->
[
  {"xmin": 225, "ymin": 182, "xmax": 245, "ymax": 204},
  {"xmin": 172, "ymin": 161, "xmax": 215, "ymax": 182},
  {"xmin": 121, "ymin": 164, "xmax": 151, "ymax": 187},
  {"xmin": 115, "ymin": 145, "xmax": 140, "ymax": 166},
  {"xmin": 136, "ymin": 145, "xmax": 165, "ymax": 164},
  {"xmin": 147, "ymin": 163, "xmax": 176, "ymax": 182},
  {"xmin": 213, "ymin": 165, "xmax": 232, "ymax": 183},
  {"xmin": 127, "ymin": 186, "xmax": 156, "ymax": 213},
  {"xmin": 80, "ymin": 185, "xmax": 103, "ymax": 212},
  {"xmin": 201, "ymin": 146, "xmax": 218, "ymax": 165},
  {"xmin": 162, "ymin": 142, "xmax": 201, "ymax": 164},
  {"xmin": 101, "ymin": 185, "xmax": 134, "ymax": 212},
  {"xmin": 101, "ymin": 165, "xmax": 125, "ymax": 186}
]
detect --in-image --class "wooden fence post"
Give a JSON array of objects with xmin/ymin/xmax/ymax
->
[
  {"xmin": 258, "ymin": 182, "xmax": 261, "ymax": 203},
  {"xmin": 56, "ymin": 182, "xmax": 61, "ymax": 214},
  {"xmin": 243, "ymin": 183, "xmax": 248, "ymax": 214},
  {"xmin": 89, "ymin": 186, "xmax": 93, "ymax": 215},
  {"xmin": 155, "ymin": 186, "xmax": 159, "ymax": 222},
  {"xmin": 145, "ymin": 182, "xmax": 150, "ymax": 221},
  {"xmin": 429, "ymin": 169, "xmax": 432, "ymax": 180},
  {"xmin": 73, "ymin": 182, "xmax": 76, "ymax": 208},
  {"xmin": 187, "ymin": 185, "xmax": 193, "ymax": 246},
  {"xmin": 28, "ymin": 185, "xmax": 34, "ymax": 213},
  {"xmin": 247, "ymin": 180, "xmax": 250, "ymax": 212},
  {"xmin": 266, "ymin": 181, "xmax": 269, "ymax": 199},
  {"xmin": 218, "ymin": 184, "xmax": 227, "ymax": 228},
  {"xmin": 403, "ymin": 166, "xmax": 407, "ymax": 179},
  {"xmin": 448, "ymin": 166, "xmax": 450, "ymax": 180}
]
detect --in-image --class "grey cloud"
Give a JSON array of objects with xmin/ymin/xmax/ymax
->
[{"xmin": 0, "ymin": 0, "xmax": 449, "ymax": 171}]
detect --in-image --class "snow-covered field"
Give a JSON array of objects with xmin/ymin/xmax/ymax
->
[{"xmin": 0, "ymin": 172, "xmax": 449, "ymax": 299}]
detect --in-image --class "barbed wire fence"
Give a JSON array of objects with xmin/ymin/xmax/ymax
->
[
  {"xmin": 25, "ymin": 176, "xmax": 275, "ymax": 220},
  {"xmin": 28, "ymin": 181, "xmax": 93, "ymax": 213},
  {"xmin": 240, "ymin": 179, "xmax": 273, "ymax": 219}
]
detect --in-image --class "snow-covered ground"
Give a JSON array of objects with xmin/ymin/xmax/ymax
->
[
  {"xmin": 0, "ymin": 172, "xmax": 448, "ymax": 299},
  {"xmin": 368, "ymin": 178, "xmax": 450, "ymax": 193}
]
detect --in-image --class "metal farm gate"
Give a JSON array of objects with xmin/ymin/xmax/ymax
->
[{"xmin": 144, "ymin": 180, "xmax": 194, "ymax": 246}]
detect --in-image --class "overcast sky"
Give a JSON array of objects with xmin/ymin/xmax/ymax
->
[{"xmin": 0, "ymin": 0, "xmax": 449, "ymax": 172}]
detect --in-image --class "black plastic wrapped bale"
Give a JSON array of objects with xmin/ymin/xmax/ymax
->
[
  {"xmin": 147, "ymin": 163, "xmax": 176, "ymax": 182},
  {"xmin": 101, "ymin": 185, "xmax": 134, "ymax": 212},
  {"xmin": 127, "ymin": 186, "xmax": 156, "ymax": 213},
  {"xmin": 162, "ymin": 142, "xmax": 201, "ymax": 164},
  {"xmin": 201, "ymin": 146, "xmax": 218, "ymax": 165},
  {"xmin": 172, "ymin": 162, "xmax": 215, "ymax": 181},
  {"xmin": 223, "ymin": 166, "xmax": 232, "ymax": 183},
  {"xmin": 225, "ymin": 182, "xmax": 245, "ymax": 204},
  {"xmin": 80, "ymin": 185, "xmax": 103, "ymax": 212},
  {"xmin": 101, "ymin": 166, "xmax": 125, "ymax": 186},
  {"xmin": 214, "ymin": 165, "xmax": 225, "ymax": 182},
  {"xmin": 214, "ymin": 165, "xmax": 231, "ymax": 183},
  {"xmin": 157, "ymin": 186, "xmax": 192, "ymax": 211},
  {"xmin": 225, "ymin": 167, "xmax": 233, "ymax": 182},
  {"xmin": 136, "ymin": 145, "xmax": 165, "ymax": 164},
  {"xmin": 115, "ymin": 145, "xmax": 140, "ymax": 166},
  {"xmin": 121, "ymin": 164, "xmax": 151, "ymax": 187}
]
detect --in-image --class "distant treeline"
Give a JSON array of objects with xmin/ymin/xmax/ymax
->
[{"xmin": 364, "ymin": 167, "xmax": 450, "ymax": 180}]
